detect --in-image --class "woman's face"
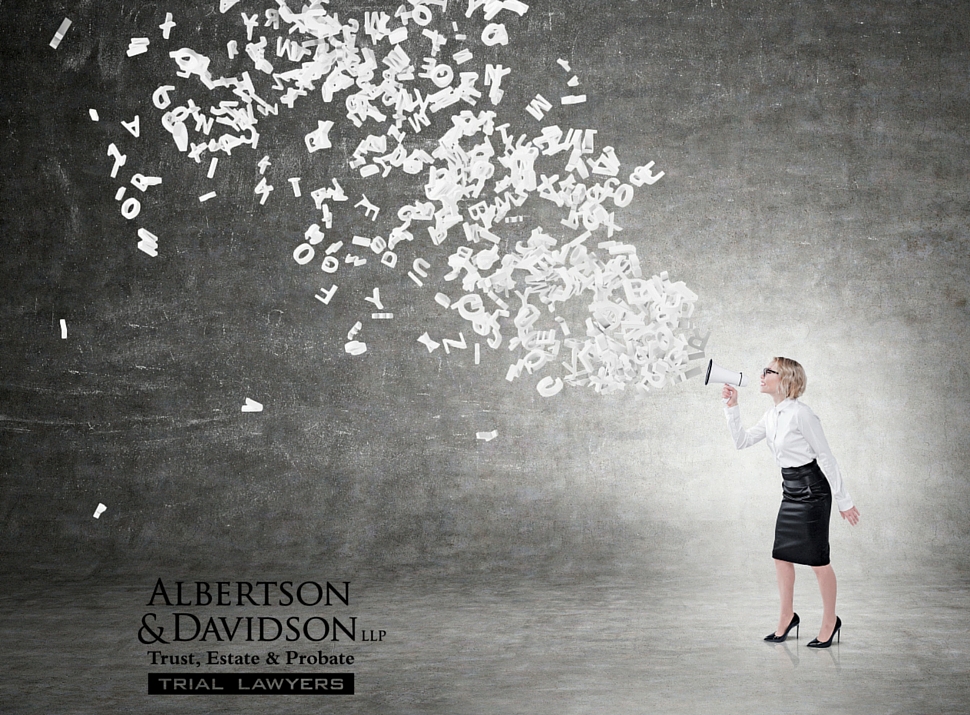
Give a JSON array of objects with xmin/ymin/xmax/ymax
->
[{"xmin": 760, "ymin": 361, "xmax": 782, "ymax": 396}]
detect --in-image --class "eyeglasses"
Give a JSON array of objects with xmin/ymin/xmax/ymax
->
[{"xmin": 761, "ymin": 368, "xmax": 779, "ymax": 378}]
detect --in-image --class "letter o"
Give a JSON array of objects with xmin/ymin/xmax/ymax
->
[
  {"xmin": 536, "ymin": 376, "xmax": 564, "ymax": 397},
  {"xmin": 429, "ymin": 64, "xmax": 453, "ymax": 88},
  {"xmin": 293, "ymin": 243, "xmax": 315, "ymax": 265},
  {"xmin": 321, "ymin": 256, "xmax": 339, "ymax": 273},
  {"xmin": 168, "ymin": 105, "xmax": 193, "ymax": 125},
  {"xmin": 411, "ymin": 5, "xmax": 432, "ymax": 26},
  {"xmin": 303, "ymin": 617, "xmax": 330, "ymax": 642},
  {"xmin": 297, "ymin": 582, "xmax": 323, "ymax": 607},
  {"xmin": 121, "ymin": 197, "xmax": 141, "ymax": 220},
  {"xmin": 522, "ymin": 349, "xmax": 549, "ymax": 373},
  {"xmin": 613, "ymin": 184, "xmax": 634, "ymax": 208}
]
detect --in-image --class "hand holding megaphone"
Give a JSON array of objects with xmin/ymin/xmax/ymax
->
[{"xmin": 705, "ymin": 359, "xmax": 748, "ymax": 405}]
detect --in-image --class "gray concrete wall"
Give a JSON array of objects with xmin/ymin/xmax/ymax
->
[{"xmin": 0, "ymin": 0, "xmax": 967, "ymax": 580}]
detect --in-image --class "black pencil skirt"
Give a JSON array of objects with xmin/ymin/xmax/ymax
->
[{"xmin": 772, "ymin": 460, "xmax": 832, "ymax": 567}]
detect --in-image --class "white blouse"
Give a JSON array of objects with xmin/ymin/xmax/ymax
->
[{"xmin": 725, "ymin": 398, "xmax": 854, "ymax": 512}]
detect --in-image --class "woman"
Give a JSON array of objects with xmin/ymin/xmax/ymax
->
[{"xmin": 721, "ymin": 357, "xmax": 860, "ymax": 647}]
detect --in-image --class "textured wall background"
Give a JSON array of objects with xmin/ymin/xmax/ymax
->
[{"xmin": 1, "ymin": 0, "xmax": 967, "ymax": 580}]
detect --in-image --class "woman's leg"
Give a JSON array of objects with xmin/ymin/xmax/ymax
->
[
  {"xmin": 811, "ymin": 564, "xmax": 838, "ymax": 639},
  {"xmin": 774, "ymin": 559, "xmax": 796, "ymax": 635}
]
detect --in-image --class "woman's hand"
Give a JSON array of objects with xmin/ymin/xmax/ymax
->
[
  {"xmin": 722, "ymin": 384, "xmax": 738, "ymax": 407},
  {"xmin": 840, "ymin": 506, "xmax": 860, "ymax": 526}
]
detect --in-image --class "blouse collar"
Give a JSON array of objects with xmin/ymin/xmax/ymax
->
[{"xmin": 774, "ymin": 397, "xmax": 796, "ymax": 414}]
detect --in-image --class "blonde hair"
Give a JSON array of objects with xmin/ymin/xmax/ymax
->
[{"xmin": 771, "ymin": 357, "xmax": 807, "ymax": 399}]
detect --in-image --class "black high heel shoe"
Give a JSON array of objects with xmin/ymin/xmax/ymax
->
[
  {"xmin": 807, "ymin": 617, "xmax": 841, "ymax": 648},
  {"xmin": 764, "ymin": 613, "xmax": 799, "ymax": 642}
]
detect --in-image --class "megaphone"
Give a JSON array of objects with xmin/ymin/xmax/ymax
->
[{"xmin": 704, "ymin": 359, "xmax": 749, "ymax": 387}]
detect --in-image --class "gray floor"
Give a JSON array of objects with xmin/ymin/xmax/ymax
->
[{"xmin": 3, "ymin": 560, "xmax": 968, "ymax": 714}]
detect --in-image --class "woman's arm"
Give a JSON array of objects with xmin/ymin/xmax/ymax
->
[
  {"xmin": 799, "ymin": 407, "xmax": 855, "ymax": 514},
  {"xmin": 722, "ymin": 389, "xmax": 767, "ymax": 449}
]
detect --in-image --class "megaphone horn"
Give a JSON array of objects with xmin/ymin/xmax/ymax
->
[{"xmin": 704, "ymin": 359, "xmax": 749, "ymax": 388}]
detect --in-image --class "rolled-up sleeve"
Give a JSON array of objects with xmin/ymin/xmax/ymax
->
[
  {"xmin": 799, "ymin": 409, "xmax": 854, "ymax": 512},
  {"xmin": 725, "ymin": 405, "xmax": 767, "ymax": 450}
]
